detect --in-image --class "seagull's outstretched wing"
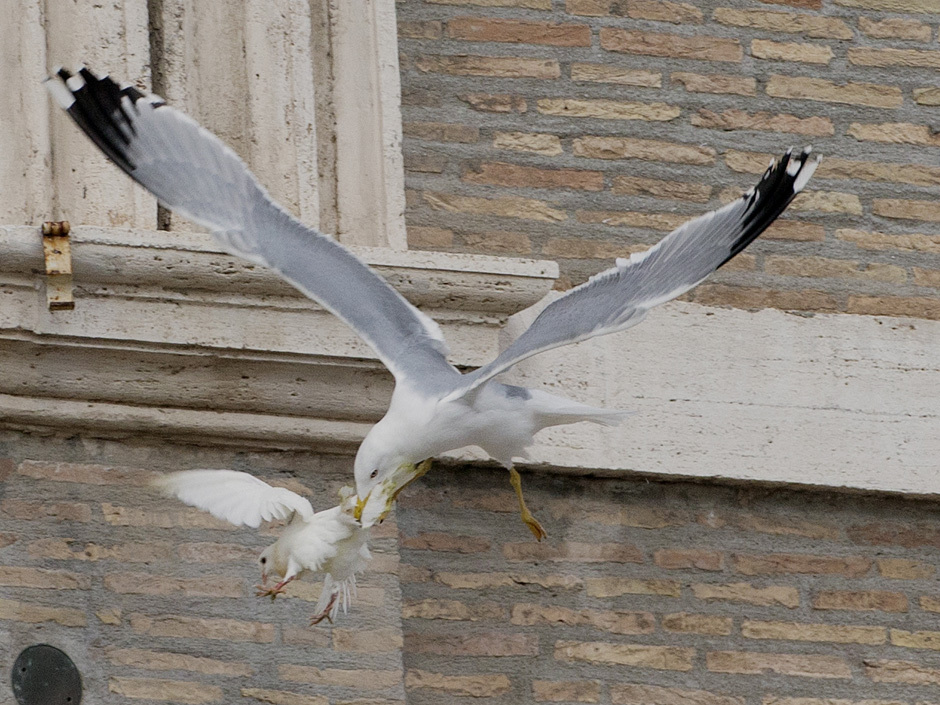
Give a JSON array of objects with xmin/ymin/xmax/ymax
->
[
  {"xmin": 445, "ymin": 148, "xmax": 820, "ymax": 402},
  {"xmin": 154, "ymin": 469, "xmax": 314, "ymax": 528},
  {"xmin": 47, "ymin": 67, "xmax": 455, "ymax": 386}
]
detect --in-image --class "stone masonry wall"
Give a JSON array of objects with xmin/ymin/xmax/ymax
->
[
  {"xmin": 397, "ymin": 0, "xmax": 940, "ymax": 319},
  {"xmin": 0, "ymin": 432, "xmax": 406, "ymax": 705},
  {"xmin": 397, "ymin": 463, "xmax": 940, "ymax": 704}
]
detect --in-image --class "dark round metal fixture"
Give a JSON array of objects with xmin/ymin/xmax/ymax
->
[{"xmin": 11, "ymin": 644, "xmax": 82, "ymax": 705}]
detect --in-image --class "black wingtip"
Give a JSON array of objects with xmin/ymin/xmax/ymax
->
[{"xmin": 718, "ymin": 147, "xmax": 820, "ymax": 269}]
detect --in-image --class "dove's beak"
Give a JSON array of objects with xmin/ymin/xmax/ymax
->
[{"xmin": 359, "ymin": 459, "xmax": 432, "ymax": 527}]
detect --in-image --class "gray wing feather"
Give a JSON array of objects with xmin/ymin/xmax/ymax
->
[
  {"xmin": 48, "ymin": 67, "xmax": 457, "ymax": 386},
  {"xmin": 444, "ymin": 148, "xmax": 820, "ymax": 402}
]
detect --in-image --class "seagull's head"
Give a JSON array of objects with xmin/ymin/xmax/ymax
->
[{"xmin": 353, "ymin": 438, "xmax": 432, "ymax": 527}]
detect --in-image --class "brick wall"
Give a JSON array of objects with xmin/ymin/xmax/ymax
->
[
  {"xmin": 397, "ymin": 0, "xmax": 940, "ymax": 319},
  {"xmin": 6, "ymin": 434, "xmax": 940, "ymax": 703},
  {"xmin": 398, "ymin": 464, "xmax": 940, "ymax": 704}
]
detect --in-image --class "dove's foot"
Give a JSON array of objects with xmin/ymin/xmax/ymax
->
[
  {"xmin": 310, "ymin": 592, "xmax": 339, "ymax": 626},
  {"xmin": 255, "ymin": 576, "xmax": 295, "ymax": 601},
  {"xmin": 508, "ymin": 466, "xmax": 547, "ymax": 542}
]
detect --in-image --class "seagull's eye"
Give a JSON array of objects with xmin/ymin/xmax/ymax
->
[
  {"xmin": 260, "ymin": 557, "xmax": 266, "ymax": 564},
  {"xmin": 370, "ymin": 469, "xmax": 379, "ymax": 479}
]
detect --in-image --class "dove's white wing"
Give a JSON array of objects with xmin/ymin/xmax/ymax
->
[
  {"xmin": 47, "ymin": 67, "xmax": 458, "ymax": 391},
  {"xmin": 154, "ymin": 469, "xmax": 314, "ymax": 528}
]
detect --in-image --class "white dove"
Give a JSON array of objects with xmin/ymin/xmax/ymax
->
[{"xmin": 153, "ymin": 470, "xmax": 370, "ymax": 625}]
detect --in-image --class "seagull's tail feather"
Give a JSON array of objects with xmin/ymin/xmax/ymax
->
[{"xmin": 527, "ymin": 389, "xmax": 635, "ymax": 430}]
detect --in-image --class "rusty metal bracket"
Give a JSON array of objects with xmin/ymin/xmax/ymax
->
[{"xmin": 41, "ymin": 221, "xmax": 74, "ymax": 311}]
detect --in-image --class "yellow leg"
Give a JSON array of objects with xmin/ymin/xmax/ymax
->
[{"xmin": 508, "ymin": 467, "xmax": 547, "ymax": 541}]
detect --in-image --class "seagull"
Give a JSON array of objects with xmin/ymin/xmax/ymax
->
[
  {"xmin": 153, "ymin": 469, "xmax": 370, "ymax": 625},
  {"xmin": 49, "ymin": 67, "xmax": 820, "ymax": 540}
]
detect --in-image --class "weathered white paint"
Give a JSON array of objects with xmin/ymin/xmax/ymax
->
[{"xmin": 478, "ymin": 296, "xmax": 940, "ymax": 496}]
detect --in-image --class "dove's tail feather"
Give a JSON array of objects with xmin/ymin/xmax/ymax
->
[{"xmin": 316, "ymin": 574, "xmax": 358, "ymax": 621}]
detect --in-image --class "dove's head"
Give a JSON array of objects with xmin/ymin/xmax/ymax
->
[
  {"xmin": 353, "ymin": 433, "xmax": 432, "ymax": 527},
  {"xmin": 258, "ymin": 545, "xmax": 282, "ymax": 584}
]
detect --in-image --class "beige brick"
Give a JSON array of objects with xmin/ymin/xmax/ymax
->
[
  {"xmin": 765, "ymin": 221, "xmax": 826, "ymax": 242},
  {"xmin": 556, "ymin": 641, "xmax": 694, "ymax": 670},
  {"xmin": 693, "ymin": 285, "xmax": 840, "ymax": 313},
  {"xmin": 423, "ymin": 191, "xmax": 566, "ymax": 222},
  {"xmin": 494, "ymin": 131, "xmax": 563, "ymax": 156},
  {"xmin": 574, "ymin": 136, "xmax": 715, "ymax": 165},
  {"xmin": 848, "ymin": 122, "xmax": 940, "ymax": 147},
  {"xmin": 109, "ymin": 677, "xmax": 222, "ymax": 704},
  {"xmin": 813, "ymin": 590, "xmax": 908, "ymax": 612},
  {"xmin": 0, "ymin": 533, "xmax": 16, "ymax": 549},
  {"xmin": 29, "ymin": 537, "xmax": 174, "ymax": 562},
  {"xmin": 403, "ymin": 122, "xmax": 478, "ymax": 143},
  {"xmin": 403, "ymin": 598, "xmax": 505, "ymax": 621},
  {"xmin": 576, "ymin": 210, "xmax": 688, "ymax": 232},
  {"xmin": 279, "ymin": 665, "xmax": 401, "ymax": 689},
  {"xmin": 464, "ymin": 162, "xmax": 604, "ymax": 191},
  {"xmin": 914, "ymin": 268, "xmax": 940, "ymax": 288},
  {"xmin": 655, "ymin": 549, "xmax": 724, "ymax": 571},
  {"xmin": 922, "ymin": 595, "xmax": 940, "ymax": 612},
  {"xmin": 763, "ymin": 699, "xmax": 904, "ymax": 705},
  {"xmin": 766, "ymin": 75, "xmax": 902, "ymax": 109},
  {"xmin": 398, "ymin": 20, "xmax": 442, "ymax": 40},
  {"xmin": 849, "ymin": 295, "xmax": 940, "ymax": 319},
  {"xmin": 333, "ymin": 628, "xmax": 403, "ymax": 653},
  {"xmin": 108, "ymin": 648, "xmax": 252, "ymax": 676},
  {"xmin": 101, "ymin": 503, "xmax": 234, "ymax": 530},
  {"xmin": 890, "ymin": 629, "xmax": 940, "ymax": 650},
  {"xmin": 714, "ymin": 8, "xmax": 852, "ymax": 38},
  {"xmin": 240, "ymin": 688, "xmax": 327, "ymax": 705},
  {"xmin": 765, "ymin": 256, "xmax": 907, "ymax": 284},
  {"xmin": 18, "ymin": 459, "xmax": 156, "ymax": 485},
  {"xmin": 537, "ymin": 98, "xmax": 679, "ymax": 122},
  {"xmin": 837, "ymin": 228, "xmax": 940, "ymax": 254},
  {"xmin": 405, "ymin": 669, "xmax": 510, "ymax": 697},
  {"xmin": 707, "ymin": 512, "xmax": 840, "ymax": 539},
  {"xmin": 533, "ymin": 680, "xmax": 600, "ymax": 703},
  {"xmin": 600, "ymin": 28, "xmax": 742, "ymax": 62},
  {"xmin": 663, "ymin": 612, "xmax": 733, "ymax": 636},
  {"xmin": 436, "ymin": 571, "xmax": 583, "ymax": 590},
  {"xmin": 742, "ymin": 620, "xmax": 886, "ymax": 644},
  {"xmin": 624, "ymin": 0, "xmax": 704, "ymax": 23},
  {"xmin": 505, "ymin": 541, "xmax": 643, "ymax": 563},
  {"xmin": 463, "ymin": 230, "xmax": 532, "ymax": 254},
  {"xmin": 458, "ymin": 93, "xmax": 527, "ymax": 113},
  {"xmin": 553, "ymin": 500, "xmax": 689, "ymax": 528},
  {"xmin": 671, "ymin": 72, "xmax": 756, "ymax": 96},
  {"xmin": 400, "ymin": 531, "xmax": 491, "ymax": 552},
  {"xmin": 430, "ymin": 0, "xmax": 551, "ymax": 6},
  {"xmin": 752, "ymin": 39, "xmax": 833, "ymax": 64},
  {"xmin": 571, "ymin": 63, "xmax": 661, "ymax": 87},
  {"xmin": 512, "ymin": 603, "xmax": 655, "ymax": 634},
  {"xmin": 97, "ymin": 608, "xmax": 122, "ymax": 625},
  {"xmin": 612, "ymin": 176, "xmax": 711, "ymax": 203},
  {"xmin": 416, "ymin": 54, "xmax": 560, "ymax": 78},
  {"xmin": 875, "ymin": 198, "xmax": 940, "ymax": 222},
  {"xmin": 822, "ymin": 157, "xmax": 940, "ymax": 188},
  {"xmin": 0, "ymin": 597, "xmax": 86, "ymax": 626},
  {"xmin": 408, "ymin": 226, "xmax": 454, "ymax": 249},
  {"xmin": 408, "ymin": 631, "xmax": 539, "ymax": 656},
  {"xmin": 850, "ymin": 46, "xmax": 940, "ymax": 69},
  {"xmin": 878, "ymin": 558, "xmax": 935, "ymax": 579},
  {"xmin": 914, "ymin": 87, "xmax": 940, "ymax": 105},
  {"xmin": 0, "ymin": 565, "xmax": 90, "ymax": 590},
  {"xmin": 1, "ymin": 499, "xmax": 91, "ymax": 522},
  {"xmin": 586, "ymin": 577, "xmax": 681, "ymax": 598},
  {"xmin": 104, "ymin": 572, "xmax": 244, "ymax": 598},
  {"xmin": 543, "ymin": 239, "xmax": 644, "ymax": 260},
  {"xmin": 692, "ymin": 582, "xmax": 800, "ymax": 607},
  {"xmin": 708, "ymin": 651, "xmax": 851, "ymax": 678},
  {"xmin": 405, "ymin": 153, "xmax": 446, "ymax": 174},
  {"xmin": 835, "ymin": 0, "xmax": 940, "ymax": 9},
  {"xmin": 791, "ymin": 191, "xmax": 863, "ymax": 215},
  {"xmin": 612, "ymin": 684, "xmax": 744, "ymax": 705},
  {"xmin": 865, "ymin": 659, "xmax": 940, "ymax": 685},
  {"xmin": 859, "ymin": 16, "xmax": 931, "ymax": 40},
  {"xmin": 447, "ymin": 17, "xmax": 591, "ymax": 46},
  {"xmin": 693, "ymin": 109, "xmax": 833, "ymax": 136},
  {"xmin": 129, "ymin": 613, "xmax": 275, "ymax": 642},
  {"xmin": 566, "ymin": 0, "xmax": 613, "ymax": 13}
]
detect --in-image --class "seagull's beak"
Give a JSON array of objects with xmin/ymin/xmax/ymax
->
[{"xmin": 359, "ymin": 459, "xmax": 433, "ymax": 527}]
